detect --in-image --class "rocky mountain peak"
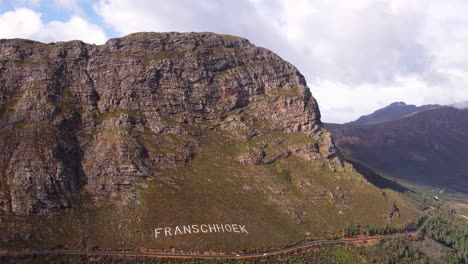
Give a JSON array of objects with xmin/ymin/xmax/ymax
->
[
  {"xmin": 0, "ymin": 32, "xmax": 342, "ymax": 215},
  {"xmin": 388, "ymin": 101, "xmax": 407, "ymax": 107},
  {"xmin": 347, "ymin": 101, "xmax": 441, "ymax": 125}
]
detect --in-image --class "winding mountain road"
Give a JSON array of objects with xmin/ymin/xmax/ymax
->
[{"xmin": 0, "ymin": 231, "xmax": 417, "ymax": 259}]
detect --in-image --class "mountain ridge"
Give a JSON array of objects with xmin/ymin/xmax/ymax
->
[
  {"xmin": 0, "ymin": 32, "xmax": 420, "ymax": 251},
  {"xmin": 346, "ymin": 101, "xmax": 441, "ymax": 125},
  {"xmin": 0, "ymin": 31, "xmax": 332, "ymax": 215},
  {"xmin": 327, "ymin": 105, "xmax": 468, "ymax": 193}
]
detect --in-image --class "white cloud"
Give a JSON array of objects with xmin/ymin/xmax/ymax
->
[
  {"xmin": 0, "ymin": 8, "xmax": 107, "ymax": 44},
  {"xmin": 94, "ymin": 0, "xmax": 290, "ymax": 54},
  {"xmin": 93, "ymin": 0, "xmax": 468, "ymax": 123},
  {"xmin": 298, "ymin": 1, "xmax": 468, "ymax": 123},
  {"xmin": 0, "ymin": 8, "xmax": 43, "ymax": 38},
  {"xmin": 39, "ymin": 15, "xmax": 108, "ymax": 44},
  {"xmin": 3, "ymin": 1, "xmax": 467, "ymax": 123},
  {"xmin": 314, "ymin": 72, "xmax": 468, "ymax": 123},
  {"xmin": 278, "ymin": 0, "xmax": 432, "ymax": 84}
]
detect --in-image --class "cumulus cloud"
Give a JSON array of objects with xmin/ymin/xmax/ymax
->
[
  {"xmin": 96, "ymin": 0, "xmax": 260, "ymax": 34},
  {"xmin": 93, "ymin": 0, "xmax": 468, "ymax": 122},
  {"xmin": 94, "ymin": 0, "xmax": 291, "ymax": 55},
  {"xmin": 0, "ymin": 8, "xmax": 43, "ymax": 38},
  {"xmin": 95, "ymin": 0, "xmax": 433, "ymax": 84},
  {"xmin": 0, "ymin": 8, "xmax": 107, "ymax": 44},
  {"xmin": 279, "ymin": 0, "xmax": 432, "ymax": 84},
  {"xmin": 2, "ymin": 0, "xmax": 468, "ymax": 122}
]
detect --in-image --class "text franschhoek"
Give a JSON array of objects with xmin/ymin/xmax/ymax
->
[{"xmin": 155, "ymin": 224, "xmax": 248, "ymax": 238}]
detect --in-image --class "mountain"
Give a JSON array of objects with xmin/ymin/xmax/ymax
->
[
  {"xmin": 327, "ymin": 106, "xmax": 468, "ymax": 193},
  {"xmin": 0, "ymin": 33, "xmax": 420, "ymax": 252},
  {"xmin": 347, "ymin": 101, "xmax": 441, "ymax": 125}
]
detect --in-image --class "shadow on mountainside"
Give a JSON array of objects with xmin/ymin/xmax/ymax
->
[{"xmin": 348, "ymin": 160, "xmax": 411, "ymax": 193}]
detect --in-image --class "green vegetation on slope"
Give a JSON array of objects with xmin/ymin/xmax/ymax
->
[
  {"xmin": 0, "ymin": 127, "xmax": 421, "ymax": 252},
  {"xmin": 359, "ymin": 196, "xmax": 468, "ymax": 264},
  {"xmin": 360, "ymin": 238, "xmax": 435, "ymax": 264},
  {"xmin": 421, "ymin": 214, "xmax": 468, "ymax": 263}
]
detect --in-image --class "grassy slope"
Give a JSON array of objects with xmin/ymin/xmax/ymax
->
[{"xmin": 1, "ymin": 127, "xmax": 421, "ymax": 252}]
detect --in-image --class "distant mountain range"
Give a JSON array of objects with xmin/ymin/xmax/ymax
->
[
  {"xmin": 346, "ymin": 102, "xmax": 441, "ymax": 125},
  {"xmin": 327, "ymin": 103, "xmax": 468, "ymax": 193}
]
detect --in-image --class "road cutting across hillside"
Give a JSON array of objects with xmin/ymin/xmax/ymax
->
[{"xmin": 0, "ymin": 231, "xmax": 418, "ymax": 260}]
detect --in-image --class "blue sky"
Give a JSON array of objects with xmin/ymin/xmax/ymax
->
[
  {"xmin": 1, "ymin": 0, "xmax": 468, "ymax": 122},
  {"xmin": 1, "ymin": 1, "xmax": 98, "ymax": 25},
  {"xmin": 3, "ymin": 1, "xmax": 69, "ymax": 22}
]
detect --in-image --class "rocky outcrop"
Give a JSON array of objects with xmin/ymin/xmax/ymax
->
[
  {"xmin": 383, "ymin": 203, "xmax": 400, "ymax": 221},
  {"xmin": 0, "ymin": 32, "xmax": 343, "ymax": 215}
]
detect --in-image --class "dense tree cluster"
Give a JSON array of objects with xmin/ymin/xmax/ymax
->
[
  {"xmin": 402, "ymin": 192, "xmax": 436, "ymax": 211},
  {"xmin": 341, "ymin": 215, "xmax": 427, "ymax": 238},
  {"xmin": 378, "ymin": 239, "xmax": 434, "ymax": 264},
  {"xmin": 421, "ymin": 215, "xmax": 467, "ymax": 263},
  {"xmin": 366, "ymin": 215, "xmax": 426, "ymax": 236},
  {"xmin": 342, "ymin": 225, "xmax": 358, "ymax": 238}
]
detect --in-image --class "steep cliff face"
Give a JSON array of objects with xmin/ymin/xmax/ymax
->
[
  {"xmin": 0, "ymin": 32, "xmax": 342, "ymax": 215},
  {"xmin": 0, "ymin": 33, "xmax": 422, "ymax": 251}
]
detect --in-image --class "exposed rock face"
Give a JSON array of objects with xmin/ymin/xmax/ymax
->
[
  {"xmin": 383, "ymin": 203, "xmax": 400, "ymax": 222},
  {"xmin": 0, "ymin": 32, "xmax": 342, "ymax": 215}
]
